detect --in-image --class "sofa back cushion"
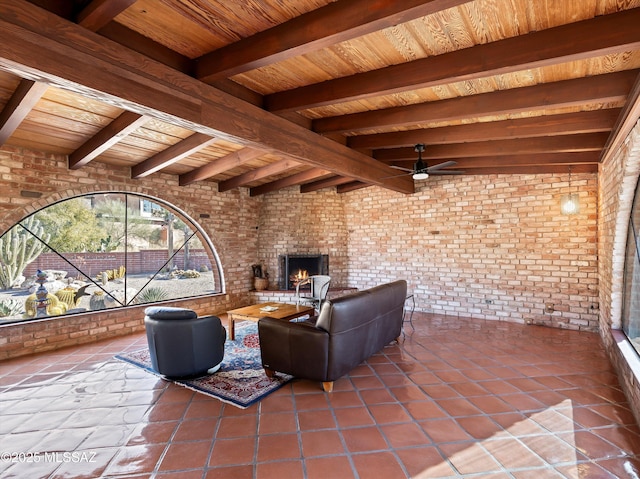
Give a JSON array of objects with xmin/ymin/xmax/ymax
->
[
  {"xmin": 315, "ymin": 280, "xmax": 406, "ymax": 334},
  {"xmin": 315, "ymin": 280, "xmax": 407, "ymax": 379}
]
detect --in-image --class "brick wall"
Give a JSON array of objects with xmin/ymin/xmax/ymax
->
[
  {"xmin": 256, "ymin": 188, "xmax": 350, "ymax": 289},
  {"xmin": 342, "ymin": 175, "xmax": 599, "ymax": 330},
  {"xmin": 0, "ymin": 146, "xmax": 261, "ymax": 359},
  {"xmin": 23, "ymin": 249, "xmax": 211, "ymax": 278},
  {"xmin": 598, "ymin": 120, "xmax": 640, "ymax": 426},
  {"xmin": 257, "ymin": 174, "xmax": 599, "ymax": 331}
]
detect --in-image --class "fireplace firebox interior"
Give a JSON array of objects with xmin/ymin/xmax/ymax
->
[{"xmin": 279, "ymin": 254, "xmax": 329, "ymax": 290}]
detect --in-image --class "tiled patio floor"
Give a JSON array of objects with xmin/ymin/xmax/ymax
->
[{"xmin": 1, "ymin": 312, "xmax": 639, "ymax": 478}]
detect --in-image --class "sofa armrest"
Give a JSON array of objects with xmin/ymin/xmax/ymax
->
[{"xmin": 258, "ymin": 317, "xmax": 330, "ymax": 382}]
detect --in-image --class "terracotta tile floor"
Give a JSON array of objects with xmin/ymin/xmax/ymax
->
[{"xmin": 1, "ymin": 312, "xmax": 640, "ymax": 478}]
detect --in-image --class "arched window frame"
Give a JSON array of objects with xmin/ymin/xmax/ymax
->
[
  {"xmin": 0, "ymin": 192, "xmax": 224, "ymax": 325},
  {"xmin": 622, "ymin": 180, "xmax": 640, "ymax": 356}
]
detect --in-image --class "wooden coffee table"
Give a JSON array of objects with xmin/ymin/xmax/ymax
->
[{"xmin": 226, "ymin": 302, "xmax": 315, "ymax": 340}]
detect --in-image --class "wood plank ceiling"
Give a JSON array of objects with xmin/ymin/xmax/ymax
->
[{"xmin": 1, "ymin": 0, "xmax": 640, "ymax": 196}]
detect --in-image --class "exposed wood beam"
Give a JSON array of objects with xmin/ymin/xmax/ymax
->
[
  {"xmin": 348, "ymin": 109, "xmax": 620, "ymax": 149},
  {"xmin": 68, "ymin": 110, "xmax": 149, "ymax": 169},
  {"xmin": 375, "ymin": 134, "xmax": 608, "ymax": 161},
  {"xmin": 132, "ymin": 133, "xmax": 216, "ymax": 178},
  {"xmin": 301, "ymin": 175, "xmax": 355, "ymax": 193},
  {"xmin": 196, "ymin": 0, "xmax": 471, "ymax": 82},
  {"xmin": 0, "ymin": 79, "xmax": 48, "ymax": 146},
  {"xmin": 0, "ymin": 1, "xmax": 414, "ymax": 194},
  {"xmin": 600, "ymin": 71, "xmax": 640, "ymax": 165},
  {"xmin": 23, "ymin": 0, "xmax": 74, "ymax": 18},
  {"xmin": 98, "ymin": 22, "xmax": 194, "ymax": 73},
  {"xmin": 217, "ymin": 158, "xmax": 301, "ymax": 192},
  {"xmin": 179, "ymin": 147, "xmax": 264, "ymax": 186},
  {"xmin": 266, "ymin": 8, "xmax": 640, "ymax": 112},
  {"xmin": 250, "ymin": 168, "xmax": 331, "ymax": 196},
  {"xmin": 337, "ymin": 181, "xmax": 370, "ymax": 193},
  {"xmin": 457, "ymin": 164, "xmax": 598, "ymax": 175},
  {"xmin": 76, "ymin": 0, "xmax": 137, "ymax": 32},
  {"xmin": 389, "ymin": 152, "xmax": 601, "ymax": 169},
  {"xmin": 315, "ymin": 70, "xmax": 637, "ymax": 133}
]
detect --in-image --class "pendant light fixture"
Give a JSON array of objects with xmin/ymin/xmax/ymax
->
[{"xmin": 560, "ymin": 166, "xmax": 580, "ymax": 215}]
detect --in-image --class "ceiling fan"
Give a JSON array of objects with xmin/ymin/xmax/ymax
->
[{"xmin": 388, "ymin": 144, "xmax": 462, "ymax": 179}]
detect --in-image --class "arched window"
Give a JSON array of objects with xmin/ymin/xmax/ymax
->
[
  {"xmin": 622, "ymin": 180, "xmax": 640, "ymax": 355},
  {"xmin": 0, "ymin": 193, "xmax": 223, "ymax": 324}
]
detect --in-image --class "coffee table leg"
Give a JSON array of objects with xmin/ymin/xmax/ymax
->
[{"xmin": 229, "ymin": 316, "xmax": 235, "ymax": 341}]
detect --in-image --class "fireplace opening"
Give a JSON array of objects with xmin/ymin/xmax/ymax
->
[{"xmin": 279, "ymin": 254, "xmax": 329, "ymax": 290}]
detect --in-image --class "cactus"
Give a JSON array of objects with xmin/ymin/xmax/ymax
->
[
  {"xmin": 23, "ymin": 292, "xmax": 66, "ymax": 318},
  {"xmin": 96, "ymin": 265, "xmax": 126, "ymax": 282},
  {"xmin": 89, "ymin": 291, "xmax": 106, "ymax": 310},
  {"xmin": 0, "ymin": 216, "xmax": 51, "ymax": 289}
]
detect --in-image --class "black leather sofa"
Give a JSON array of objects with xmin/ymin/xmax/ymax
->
[{"xmin": 258, "ymin": 280, "xmax": 407, "ymax": 392}]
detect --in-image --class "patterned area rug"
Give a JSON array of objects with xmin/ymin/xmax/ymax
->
[{"xmin": 115, "ymin": 321, "xmax": 292, "ymax": 408}]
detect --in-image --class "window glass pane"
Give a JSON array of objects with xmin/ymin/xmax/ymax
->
[
  {"xmin": 623, "ymin": 180, "xmax": 640, "ymax": 354},
  {"xmin": 0, "ymin": 193, "xmax": 222, "ymax": 325}
]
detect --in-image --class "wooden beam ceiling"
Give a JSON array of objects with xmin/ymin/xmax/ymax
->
[
  {"xmin": 266, "ymin": 8, "xmax": 640, "ymax": 112},
  {"xmin": 348, "ymin": 109, "xmax": 621, "ymax": 149},
  {"xmin": 301, "ymin": 175, "xmax": 356, "ymax": 193},
  {"xmin": 196, "ymin": 0, "xmax": 472, "ymax": 82},
  {"xmin": 250, "ymin": 168, "xmax": 332, "ymax": 196},
  {"xmin": 179, "ymin": 147, "xmax": 265, "ymax": 186},
  {"xmin": 76, "ymin": 0, "xmax": 136, "ymax": 31},
  {"xmin": 376, "ymin": 134, "xmax": 608, "ymax": 162},
  {"xmin": 0, "ymin": 0, "xmax": 414, "ymax": 194},
  {"xmin": 314, "ymin": 70, "xmax": 637, "ymax": 134},
  {"xmin": 132, "ymin": 133, "xmax": 218, "ymax": 179},
  {"xmin": 0, "ymin": 79, "xmax": 48, "ymax": 146},
  {"xmin": 69, "ymin": 111, "xmax": 150, "ymax": 169},
  {"xmin": 0, "ymin": 0, "xmax": 639, "ymax": 192},
  {"xmin": 217, "ymin": 158, "xmax": 302, "ymax": 192}
]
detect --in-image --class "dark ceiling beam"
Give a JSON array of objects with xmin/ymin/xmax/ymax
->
[
  {"xmin": 457, "ymin": 164, "xmax": 598, "ymax": 175},
  {"xmin": 348, "ymin": 109, "xmax": 621, "ymax": 149},
  {"xmin": 217, "ymin": 158, "xmax": 301, "ymax": 192},
  {"xmin": 301, "ymin": 175, "xmax": 355, "ymax": 193},
  {"xmin": 97, "ymin": 22, "xmax": 263, "ymax": 106},
  {"xmin": 315, "ymin": 70, "xmax": 637, "ymax": 134},
  {"xmin": 375, "ymin": 133, "xmax": 609, "ymax": 161},
  {"xmin": 389, "ymin": 152, "xmax": 601, "ymax": 169},
  {"xmin": 337, "ymin": 181, "xmax": 370, "ymax": 193},
  {"xmin": 179, "ymin": 147, "xmax": 264, "ymax": 186},
  {"xmin": 0, "ymin": 79, "xmax": 48, "ymax": 146},
  {"xmin": 195, "ymin": 0, "xmax": 471, "ymax": 82},
  {"xmin": 24, "ymin": 0, "xmax": 74, "ymax": 18},
  {"xmin": 600, "ymin": 71, "xmax": 640, "ymax": 165},
  {"xmin": 76, "ymin": 0, "xmax": 136, "ymax": 31},
  {"xmin": 131, "ymin": 133, "xmax": 217, "ymax": 179},
  {"xmin": 0, "ymin": 1, "xmax": 413, "ymax": 194},
  {"xmin": 265, "ymin": 8, "xmax": 640, "ymax": 112},
  {"xmin": 98, "ymin": 22, "xmax": 194, "ymax": 74},
  {"xmin": 68, "ymin": 111, "xmax": 149, "ymax": 169},
  {"xmin": 250, "ymin": 168, "xmax": 331, "ymax": 196}
]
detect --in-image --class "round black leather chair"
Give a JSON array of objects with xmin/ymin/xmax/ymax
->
[{"xmin": 143, "ymin": 306, "xmax": 226, "ymax": 378}]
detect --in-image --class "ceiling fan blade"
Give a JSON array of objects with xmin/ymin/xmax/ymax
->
[
  {"xmin": 426, "ymin": 160, "xmax": 457, "ymax": 172},
  {"xmin": 389, "ymin": 165, "xmax": 413, "ymax": 173}
]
